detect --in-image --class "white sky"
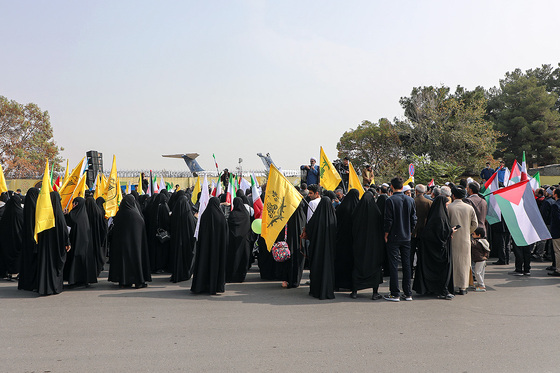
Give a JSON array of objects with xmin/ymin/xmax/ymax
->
[{"xmin": 2, "ymin": 1, "xmax": 559, "ymax": 172}]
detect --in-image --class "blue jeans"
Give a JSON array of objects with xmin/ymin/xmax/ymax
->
[{"xmin": 386, "ymin": 241, "xmax": 411, "ymax": 296}]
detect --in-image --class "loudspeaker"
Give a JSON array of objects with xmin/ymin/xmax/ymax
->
[{"xmin": 86, "ymin": 150, "xmax": 104, "ymax": 189}]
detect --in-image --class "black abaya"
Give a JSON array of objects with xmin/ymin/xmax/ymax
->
[
  {"xmin": 0, "ymin": 194, "xmax": 24, "ymax": 276},
  {"xmin": 334, "ymin": 189, "xmax": 360, "ymax": 290},
  {"xmin": 108, "ymin": 195, "xmax": 152, "ymax": 287},
  {"xmin": 85, "ymin": 196, "xmax": 107, "ymax": 276},
  {"xmin": 146, "ymin": 193, "xmax": 171, "ymax": 273},
  {"xmin": 64, "ymin": 197, "xmax": 97, "ymax": 286},
  {"xmin": 168, "ymin": 191, "xmax": 196, "ymax": 282},
  {"xmin": 36, "ymin": 192, "xmax": 68, "ymax": 295},
  {"xmin": 413, "ymin": 195, "xmax": 454, "ymax": 296},
  {"xmin": 226, "ymin": 197, "xmax": 251, "ymax": 283},
  {"xmin": 307, "ymin": 196, "xmax": 337, "ymax": 300},
  {"xmin": 351, "ymin": 191, "xmax": 384, "ymax": 292},
  {"xmin": 279, "ymin": 201, "xmax": 306, "ymax": 288},
  {"xmin": 18, "ymin": 188, "xmax": 39, "ymax": 291},
  {"xmin": 191, "ymin": 197, "xmax": 227, "ymax": 295}
]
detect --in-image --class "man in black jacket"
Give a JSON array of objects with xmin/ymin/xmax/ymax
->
[{"xmin": 383, "ymin": 177, "xmax": 417, "ymax": 301}]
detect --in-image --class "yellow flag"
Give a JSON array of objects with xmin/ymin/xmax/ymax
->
[
  {"xmin": 100, "ymin": 174, "xmax": 108, "ymax": 199},
  {"xmin": 59, "ymin": 157, "xmax": 85, "ymax": 209},
  {"xmin": 319, "ymin": 146, "xmax": 342, "ymax": 191},
  {"xmin": 93, "ymin": 173, "xmax": 102, "ymax": 199},
  {"xmin": 404, "ymin": 176, "xmax": 414, "ymax": 186},
  {"xmin": 137, "ymin": 174, "xmax": 144, "ymax": 195},
  {"xmin": 261, "ymin": 164, "xmax": 303, "ymax": 251},
  {"xmin": 117, "ymin": 177, "xmax": 123, "ymax": 204},
  {"xmin": 67, "ymin": 173, "xmax": 87, "ymax": 210},
  {"xmin": 63, "ymin": 159, "xmax": 69, "ymax": 184},
  {"xmin": 0, "ymin": 163, "xmax": 8, "ymax": 194},
  {"xmin": 348, "ymin": 161, "xmax": 365, "ymax": 198},
  {"xmin": 34, "ymin": 159, "xmax": 55, "ymax": 242},
  {"xmin": 191, "ymin": 176, "xmax": 201, "ymax": 204},
  {"xmin": 104, "ymin": 155, "xmax": 119, "ymax": 218}
]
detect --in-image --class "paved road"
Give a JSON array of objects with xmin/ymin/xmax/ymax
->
[{"xmin": 1, "ymin": 260, "xmax": 559, "ymax": 373}]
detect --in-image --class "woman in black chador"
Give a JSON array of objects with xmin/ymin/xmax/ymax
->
[
  {"xmin": 334, "ymin": 189, "xmax": 360, "ymax": 291},
  {"xmin": 191, "ymin": 197, "xmax": 227, "ymax": 295},
  {"xmin": 0, "ymin": 193, "xmax": 24, "ymax": 279},
  {"xmin": 85, "ymin": 196, "xmax": 107, "ymax": 276},
  {"xmin": 108, "ymin": 195, "xmax": 151, "ymax": 288},
  {"xmin": 226, "ymin": 197, "xmax": 251, "ymax": 283},
  {"xmin": 413, "ymin": 195, "xmax": 455, "ymax": 299},
  {"xmin": 350, "ymin": 191, "xmax": 385, "ymax": 300},
  {"xmin": 36, "ymin": 191, "xmax": 68, "ymax": 296},
  {"xmin": 18, "ymin": 188, "xmax": 40, "ymax": 291},
  {"xmin": 278, "ymin": 201, "xmax": 306, "ymax": 288},
  {"xmin": 168, "ymin": 191, "xmax": 196, "ymax": 283},
  {"xmin": 64, "ymin": 197, "xmax": 97, "ymax": 287},
  {"xmin": 146, "ymin": 192, "xmax": 171, "ymax": 273},
  {"xmin": 307, "ymin": 196, "xmax": 337, "ymax": 300}
]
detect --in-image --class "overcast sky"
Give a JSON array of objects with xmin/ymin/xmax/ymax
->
[{"xmin": 2, "ymin": 1, "xmax": 559, "ymax": 172}]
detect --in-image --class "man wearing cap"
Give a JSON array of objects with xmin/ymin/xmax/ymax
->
[
  {"xmin": 480, "ymin": 162, "xmax": 494, "ymax": 183},
  {"xmin": 448, "ymin": 186, "xmax": 478, "ymax": 295},
  {"xmin": 301, "ymin": 157, "xmax": 320, "ymax": 186}
]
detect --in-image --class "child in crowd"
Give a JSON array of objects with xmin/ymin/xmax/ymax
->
[{"xmin": 471, "ymin": 227, "xmax": 490, "ymax": 292}]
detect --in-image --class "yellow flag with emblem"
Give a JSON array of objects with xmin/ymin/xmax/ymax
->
[
  {"xmin": 68, "ymin": 172, "xmax": 87, "ymax": 210},
  {"xmin": 261, "ymin": 164, "xmax": 303, "ymax": 251},
  {"xmin": 34, "ymin": 159, "xmax": 56, "ymax": 242},
  {"xmin": 348, "ymin": 161, "xmax": 365, "ymax": 198},
  {"xmin": 191, "ymin": 176, "xmax": 201, "ymax": 204},
  {"xmin": 104, "ymin": 155, "xmax": 119, "ymax": 218},
  {"xmin": 63, "ymin": 159, "xmax": 69, "ymax": 183},
  {"xmin": 319, "ymin": 146, "xmax": 342, "ymax": 191},
  {"xmin": 58, "ymin": 157, "xmax": 85, "ymax": 209},
  {"xmin": 0, "ymin": 163, "xmax": 8, "ymax": 194}
]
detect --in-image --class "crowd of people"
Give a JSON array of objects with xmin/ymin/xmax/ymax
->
[{"xmin": 0, "ymin": 161, "xmax": 557, "ymax": 301}]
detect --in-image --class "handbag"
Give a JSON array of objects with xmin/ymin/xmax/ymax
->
[
  {"xmin": 156, "ymin": 228, "xmax": 170, "ymax": 243},
  {"xmin": 272, "ymin": 225, "xmax": 291, "ymax": 262}
]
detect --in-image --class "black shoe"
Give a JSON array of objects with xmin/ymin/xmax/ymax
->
[
  {"xmin": 546, "ymin": 266, "xmax": 556, "ymax": 271},
  {"xmin": 457, "ymin": 289, "xmax": 468, "ymax": 295},
  {"xmin": 371, "ymin": 293, "xmax": 382, "ymax": 300},
  {"xmin": 350, "ymin": 291, "xmax": 358, "ymax": 299},
  {"xmin": 548, "ymin": 271, "xmax": 560, "ymax": 276},
  {"xmin": 492, "ymin": 261, "xmax": 506, "ymax": 265}
]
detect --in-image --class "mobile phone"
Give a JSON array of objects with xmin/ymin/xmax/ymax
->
[{"xmin": 454, "ymin": 225, "xmax": 461, "ymax": 229}]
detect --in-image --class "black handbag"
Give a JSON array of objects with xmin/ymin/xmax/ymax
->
[{"xmin": 156, "ymin": 228, "xmax": 170, "ymax": 243}]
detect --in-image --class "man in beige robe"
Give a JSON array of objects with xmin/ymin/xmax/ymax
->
[{"xmin": 448, "ymin": 186, "xmax": 478, "ymax": 294}]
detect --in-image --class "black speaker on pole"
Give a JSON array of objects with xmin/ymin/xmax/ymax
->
[{"xmin": 86, "ymin": 150, "xmax": 103, "ymax": 189}]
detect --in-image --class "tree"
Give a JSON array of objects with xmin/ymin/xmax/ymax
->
[
  {"xmin": 336, "ymin": 119, "xmax": 405, "ymax": 181},
  {"xmin": 0, "ymin": 96, "xmax": 63, "ymax": 178},
  {"xmin": 396, "ymin": 85, "xmax": 498, "ymax": 173},
  {"xmin": 487, "ymin": 69, "xmax": 560, "ymax": 166}
]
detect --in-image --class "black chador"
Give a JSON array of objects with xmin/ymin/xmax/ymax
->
[
  {"xmin": 191, "ymin": 197, "xmax": 227, "ymax": 295},
  {"xmin": 18, "ymin": 188, "xmax": 39, "ymax": 291},
  {"xmin": 108, "ymin": 195, "xmax": 151, "ymax": 288},
  {"xmin": 226, "ymin": 197, "xmax": 251, "ymax": 283},
  {"xmin": 168, "ymin": 191, "xmax": 196, "ymax": 283},
  {"xmin": 64, "ymin": 197, "xmax": 97, "ymax": 286},
  {"xmin": 334, "ymin": 189, "xmax": 360, "ymax": 291},
  {"xmin": 307, "ymin": 196, "xmax": 337, "ymax": 300},
  {"xmin": 350, "ymin": 191, "xmax": 385, "ymax": 299},
  {"xmin": 36, "ymin": 192, "xmax": 68, "ymax": 296},
  {"xmin": 0, "ymin": 193, "xmax": 24, "ymax": 278}
]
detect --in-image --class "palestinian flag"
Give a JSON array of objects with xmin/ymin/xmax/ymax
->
[
  {"xmin": 483, "ymin": 171, "xmax": 501, "ymax": 225},
  {"xmin": 508, "ymin": 160, "xmax": 522, "ymax": 185},
  {"xmin": 427, "ymin": 179, "xmax": 434, "ymax": 188},
  {"xmin": 493, "ymin": 180, "xmax": 551, "ymax": 246},
  {"xmin": 251, "ymin": 174, "xmax": 263, "ymax": 219}
]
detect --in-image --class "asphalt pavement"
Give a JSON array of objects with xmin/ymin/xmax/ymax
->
[{"xmin": 1, "ymin": 259, "xmax": 559, "ymax": 373}]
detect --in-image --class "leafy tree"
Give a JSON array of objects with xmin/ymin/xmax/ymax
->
[
  {"xmin": 487, "ymin": 69, "xmax": 560, "ymax": 166},
  {"xmin": 0, "ymin": 96, "xmax": 63, "ymax": 178},
  {"xmin": 396, "ymin": 85, "xmax": 498, "ymax": 173},
  {"xmin": 336, "ymin": 119, "xmax": 405, "ymax": 181},
  {"xmin": 410, "ymin": 154, "xmax": 465, "ymax": 185}
]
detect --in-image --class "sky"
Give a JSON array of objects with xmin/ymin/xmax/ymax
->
[{"xmin": 2, "ymin": 0, "xmax": 560, "ymax": 173}]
